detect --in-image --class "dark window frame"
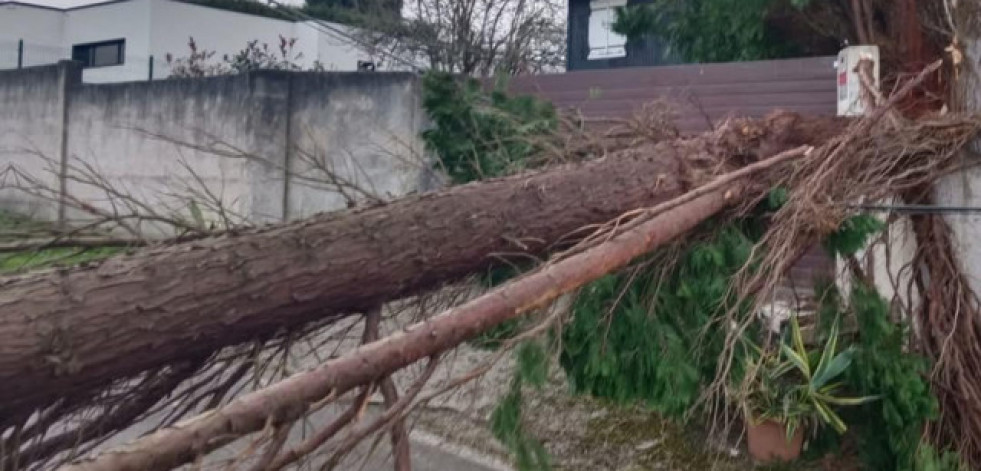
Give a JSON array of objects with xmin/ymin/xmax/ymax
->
[{"xmin": 71, "ymin": 39, "xmax": 126, "ymax": 68}]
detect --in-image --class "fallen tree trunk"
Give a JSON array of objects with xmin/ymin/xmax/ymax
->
[
  {"xmin": 0, "ymin": 113, "xmax": 843, "ymax": 416},
  {"xmin": 65, "ymin": 150, "xmax": 780, "ymax": 471}
]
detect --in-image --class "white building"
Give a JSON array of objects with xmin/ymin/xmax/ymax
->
[{"xmin": 0, "ymin": 0, "xmax": 394, "ymax": 82}]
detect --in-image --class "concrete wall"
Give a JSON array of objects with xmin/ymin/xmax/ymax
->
[
  {"xmin": 0, "ymin": 62, "xmax": 429, "ymax": 232},
  {"xmin": 66, "ymin": 71, "xmax": 290, "ymax": 227},
  {"xmin": 0, "ymin": 62, "xmax": 77, "ymax": 219},
  {"xmin": 287, "ymin": 72, "xmax": 426, "ymax": 218}
]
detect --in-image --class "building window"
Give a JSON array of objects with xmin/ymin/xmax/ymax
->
[
  {"xmin": 72, "ymin": 39, "xmax": 125, "ymax": 68},
  {"xmin": 588, "ymin": 0, "xmax": 627, "ymax": 60}
]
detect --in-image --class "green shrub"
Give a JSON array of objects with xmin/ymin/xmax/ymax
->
[
  {"xmin": 490, "ymin": 341, "xmax": 552, "ymax": 471},
  {"xmin": 421, "ymin": 72, "xmax": 557, "ymax": 184},
  {"xmin": 560, "ymin": 224, "xmax": 758, "ymax": 417},
  {"xmin": 842, "ymin": 284, "xmax": 938, "ymax": 470}
]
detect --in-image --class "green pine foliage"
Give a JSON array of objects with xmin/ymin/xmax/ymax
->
[
  {"xmin": 823, "ymin": 214, "xmax": 885, "ymax": 257},
  {"xmin": 914, "ymin": 445, "xmax": 970, "ymax": 471},
  {"xmin": 612, "ymin": 0, "xmax": 806, "ymax": 63},
  {"xmin": 490, "ymin": 341, "xmax": 552, "ymax": 471},
  {"xmin": 560, "ymin": 224, "xmax": 758, "ymax": 417},
  {"xmin": 516, "ymin": 339, "xmax": 549, "ymax": 388},
  {"xmin": 421, "ymin": 72, "xmax": 558, "ymax": 184},
  {"xmin": 817, "ymin": 217, "xmax": 943, "ymax": 470},
  {"xmin": 844, "ymin": 285, "xmax": 938, "ymax": 470},
  {"xmin": 814, "ymin": 282, "xmax": 940, "ymax": 471}
]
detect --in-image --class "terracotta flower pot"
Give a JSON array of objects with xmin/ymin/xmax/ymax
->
[{"xmin": 746, "ymin": 419, "xmax": 804, "ymax": 463}]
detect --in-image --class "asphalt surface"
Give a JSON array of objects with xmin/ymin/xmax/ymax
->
[{"xmin": 82, "ymin": 401, "xmax": 508, "ymax": 471}]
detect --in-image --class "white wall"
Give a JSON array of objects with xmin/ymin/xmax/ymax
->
[
  {"xmin": 149, "ymin": 1, "xmax": 367, "ymax": 77},
  {"xmin": 150, "ymin": 0, "xmax": 296, "ymax": 77},
  {"xmin": 936, "ymin": 168, "xmax": 981, "ymax": 290},
  {"xmin": 938, "ymin": 38, "xmax": 981, "ymax": 299},
  {"xmin": 64, "ymin": 0, "xmax": 152, "ymax": 82},
  {"xmin": 305, "ymin": 21, "xmax": 371, "ymax": 71},
  {"xmin": 0, "ymin": 3, "xmax": 65, "ymax": 68},
  {"xmin": 0, "ymin": 0, "xmax": 378, "ymax": 82}
]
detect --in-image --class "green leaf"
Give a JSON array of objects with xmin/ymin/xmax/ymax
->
[
  {"xmin": 814, "ymin": 400, "xmax": 847, "ymax": 434},
  {"xmin": 813, "ymin": 348, "xmax": 855, "ymax": 390},
  {"xmin": 781, "ymin": 343, "xmax": 810, "ymax": 378},
  {"xmin": 771, "ymin": 359, "xmax": 795, "ymax": 377},
  {"xmin": 782, "ymin": 316, "xmax": 810, "ymax": 378},
  {"xmin": 811, "ymin": 317, "xmax": 842, "ymax": 389},
  {"xmin": 816, "ymin": 393, "xmax": 880, "ymax": 406},
  {"xmin": 817, "ymin": 381, "xmax": 844, "ymax": 395}
]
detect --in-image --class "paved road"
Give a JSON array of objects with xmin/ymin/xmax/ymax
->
[
  {"xmin": 89, "ymin": 402, "xmax": 508, "ymax": 471},
  {"xmin": 276, "ymin": 406, "xmax": 510, "ymax": 470},
  {"xmin": 339, "ymin": 431, "xmax": 509, "ymax": 471}
]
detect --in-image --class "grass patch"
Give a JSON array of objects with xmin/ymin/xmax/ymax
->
[
  {"xmin": 0, "ymin": 211, "xmax": 123, "ymax": 274},
  {"xmin": 0, "ymin": 247, "xmax": 123, "ymax": 274}
]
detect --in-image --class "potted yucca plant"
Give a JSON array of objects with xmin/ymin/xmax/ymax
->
[{"xmin": 741, "ymin": 316, "xmax": 878, "ymax": 463}]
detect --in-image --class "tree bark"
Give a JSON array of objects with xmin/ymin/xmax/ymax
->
[
  {"xmin": 63, "ymin": 168, "xmax": 748, "ymax": 471},
  {"xmin": 0, "ymin": 113, "xmax": 843, "ymax": 417}
]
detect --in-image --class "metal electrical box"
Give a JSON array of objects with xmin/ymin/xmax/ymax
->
[{"xmin": 836, "ymin": 45, "xmax": 880, "ymax": 116}]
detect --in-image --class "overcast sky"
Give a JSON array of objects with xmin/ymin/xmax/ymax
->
[{"xmin": 16, "ymin": 0, "xmax": 304, "ymax": 7}]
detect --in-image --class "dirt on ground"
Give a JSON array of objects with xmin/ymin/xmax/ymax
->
[{"xmin": 408, "ymin": 355, "xmax": 859, "ymax": 471}]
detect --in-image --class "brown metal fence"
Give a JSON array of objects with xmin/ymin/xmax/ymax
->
[
  {"xmin": 507, "ymin": 56, "xmax": 838, "ymax": 134},
  {"xmin": 506, "ymin": 55, "xmax": 840, "ymax": 300}
]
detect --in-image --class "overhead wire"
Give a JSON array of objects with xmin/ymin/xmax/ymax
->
[{"xmin": 851, "ymin": 203, "xmax": 981, "ymax": 214}]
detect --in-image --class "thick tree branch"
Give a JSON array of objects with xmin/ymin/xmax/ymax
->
[
  {"xmin": 0, "ymin": 114, "xmax": 841, "ymax": 419},
  {"xmin": 64, "ymin": 160, "xmax": 770, "ymax": 470}
]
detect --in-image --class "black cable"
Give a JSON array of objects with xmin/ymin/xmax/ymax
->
[{"xmin": 849, "ymin": 203, "xmax": 981, "ymax": 214}]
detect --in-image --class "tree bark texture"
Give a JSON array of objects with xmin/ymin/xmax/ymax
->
[
  {"xmin": 64, "ymin": 180, "xmax": 742, "ymax": 471},
  {"xmin": 0, "ymin": 113, "xmax": 844, "ymax": 417}
]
